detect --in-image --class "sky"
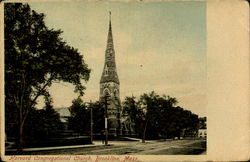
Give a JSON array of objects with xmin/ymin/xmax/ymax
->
[{"xmin": 29, "ymin": 1, "xmax": 206, "ymax": 117}]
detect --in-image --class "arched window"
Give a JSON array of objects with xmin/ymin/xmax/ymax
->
[
  {"xmin": 103, "ymin": 88, "xmax": 110, "ymax": 97},
  {"xmin": 114, "ymin": 89, "xmax": 119, "ymax": 99}
]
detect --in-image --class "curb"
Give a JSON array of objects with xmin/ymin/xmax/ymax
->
[{"xmin": 5, "ymin": 144, "xmax": 108, "ymax": 153}]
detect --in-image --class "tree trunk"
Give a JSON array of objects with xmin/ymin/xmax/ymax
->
[
  {"xmin": 17, "ymin": 117, "xmax": 24, "ymax": 153},
  {"xmin": 17, "ymin": 101, "xmax": 28, "ymax": 153},
  {"xmin": 142, "ymin": 120, "xmax": 148, "ymax": 143}
]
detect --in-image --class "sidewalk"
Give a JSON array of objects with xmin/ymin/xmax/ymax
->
[
  {"xmin": 5, "ymin": 141, "xmax": 105, "ymax": 153},
  {"xmin": 5, "ymin": 140, "xmax": 140, "ymax": 153},
  {"xmin": 94, "ymin": 140, "xmax": 140, "ymax": 146}
]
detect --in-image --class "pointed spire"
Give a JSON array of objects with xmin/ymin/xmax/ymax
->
[
  {"xmin": 109, "ymin": 11, "xmax": 111, "ymax": 22},
  {"xmin": 109, "ymin": 11, "xmax": 111, "ymax": 29},
  {"xmin": 107, "ymin": 11, "xmax": 113, "ymax": 50},
  {"xmin": 108, "ymin": 11, "xmax": 111, "ymax": 31},
  {"xmin": 100, "ymin": 11, "xmax": 119, "ymax": 84}
]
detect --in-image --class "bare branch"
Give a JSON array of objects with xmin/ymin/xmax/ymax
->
[
  {"xmin": 13, "ymin": 95, "xmax": 20, "ymax": 109},
  {"xmin": 30, "ymin": 73, "xmax": 56, "ymax": 108}
]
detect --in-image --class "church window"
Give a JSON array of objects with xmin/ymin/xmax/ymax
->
[
  {"xmin": 103, "ymin": 89, "xmax": 110, "ymax": 98},
  {"xmin": 114, "ymin": 89, "xmax": 119, "ymax": 98}
]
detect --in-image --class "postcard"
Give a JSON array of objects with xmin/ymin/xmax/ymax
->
[{"xmin": 1, "ymin": 0, "xmax": 249, "ymax": 161}]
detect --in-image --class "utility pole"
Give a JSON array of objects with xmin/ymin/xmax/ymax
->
[
  {"xmin": 90, "ymin": 100, "xmax": 93, "ymax": 144},
  {"xmin": 104, "ymin": 95, "xmax": 109, "ymax": 146}
]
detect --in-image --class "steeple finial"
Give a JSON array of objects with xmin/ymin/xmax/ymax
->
[
  {"xmin": 109, "ymin": 11, "xmax": 111, "ymax": 22},
  {"xmin": 108, "ymin": 11, "xmax": 112, "ymax": 37}
]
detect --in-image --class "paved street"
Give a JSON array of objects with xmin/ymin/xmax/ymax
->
[{"xmin": 15, "ymin": 139, "xmax": 206, "ymax": 155}]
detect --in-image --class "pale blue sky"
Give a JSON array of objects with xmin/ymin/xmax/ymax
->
[{"xmin": 29, "ymin": 1, "xmax": 206, "ymax": 116}]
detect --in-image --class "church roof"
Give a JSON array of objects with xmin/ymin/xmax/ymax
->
[
  {"xmin": 55, "ymin": 107, "xmax": 71, "ymax": 117},
  {"xmin": 55, "ymin": 107, "xmax": 71, "ymax": 123}
]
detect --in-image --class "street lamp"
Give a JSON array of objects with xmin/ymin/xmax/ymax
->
[
  {"xmin": 86, "ymin": 100, "xmax": 93, "ymax": 144},
  {"xmin": 90, "ymin": 100, "xmax": 93, "ymax": 144}
]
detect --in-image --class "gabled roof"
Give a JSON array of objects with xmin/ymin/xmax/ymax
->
[{"xmin": 55, "ymin": 107, "xmax": 71, "ymax": 117}]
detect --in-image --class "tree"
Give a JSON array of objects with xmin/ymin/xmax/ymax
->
[
  {"xmin": 5, "ymin": 3, "xmax": 90, "ymax": 151},
  {"xmin": 68, "ymin": 98, "xmax": 90, "ymax": 134},
  {"xmin": 122, "ymin": 91, "xmax": 199, "ymax": 141},
  {"xmin": 91, "ymin": 101, "xmax": 105, "ymax": 134},
  {"xmin": 68, "ymin": 99, "xmax": 104, "ymax": 136},
  {"xmin": 24, "ymin": 102, "xmax": 63, "ymax": 144},
  {"xmin": 122, "ymin": 96, "xmax": 143, "ymax": 135},
  {"xmin": 139, "ymin": 91, "xmax": 163, "ymax": 141}
]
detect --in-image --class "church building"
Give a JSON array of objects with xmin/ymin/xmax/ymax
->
[{"xmin": 99, "ymin": 12, "xmax": 121, "ymax": 136}]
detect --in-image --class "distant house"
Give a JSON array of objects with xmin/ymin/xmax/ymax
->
[
  {"xmin": 55, "ymin": 107, "xmax": 71, "ymax": 129},
  {"xmin": 198, "ymin": 117, "xmax": 207, "ymax": 138},
  {"xmin": 198, "ymin": 129, "xmax": 207, "ymax": 138}
]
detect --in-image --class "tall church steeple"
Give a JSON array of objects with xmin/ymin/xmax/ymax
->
[
  {"xmin": 100, "ymin": 12, "xmax": 121, "ymax": 136},
  {"xmin": 100, "ymin": 11, "xmax": 119, "ymax": 84}
]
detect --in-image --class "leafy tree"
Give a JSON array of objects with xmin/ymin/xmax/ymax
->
[
  {"xmin": 5, "ymin": 3, "xmax": 90, "ymax": 151},
  {"xmin": 198, "ymin": 117, "xmax": 207, "ymax": 129},
  {"xmin": 91, "ymin": 101, "xmax": 105, "ymax": 134},
  {"xmin": 122, "ymin": 96, "xmax": 143, "ymax": 135},
  {"xmin": 24, "ymin": 102, "xmax": 63, "ymax": 143},
  {"xmin": 68, "ymin": 98, "xmax": 90, "ymax": 134},
  {"xmin": 138, "ymin": 91, "xmax": 178, "ymax": 141},
  {"xmin": 68, "ymin": 99, "xmax": 104, "ymax": 137},
  {"xmin": 122, "ymin": 91, "xmax": 199, "ymax": 141}
]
